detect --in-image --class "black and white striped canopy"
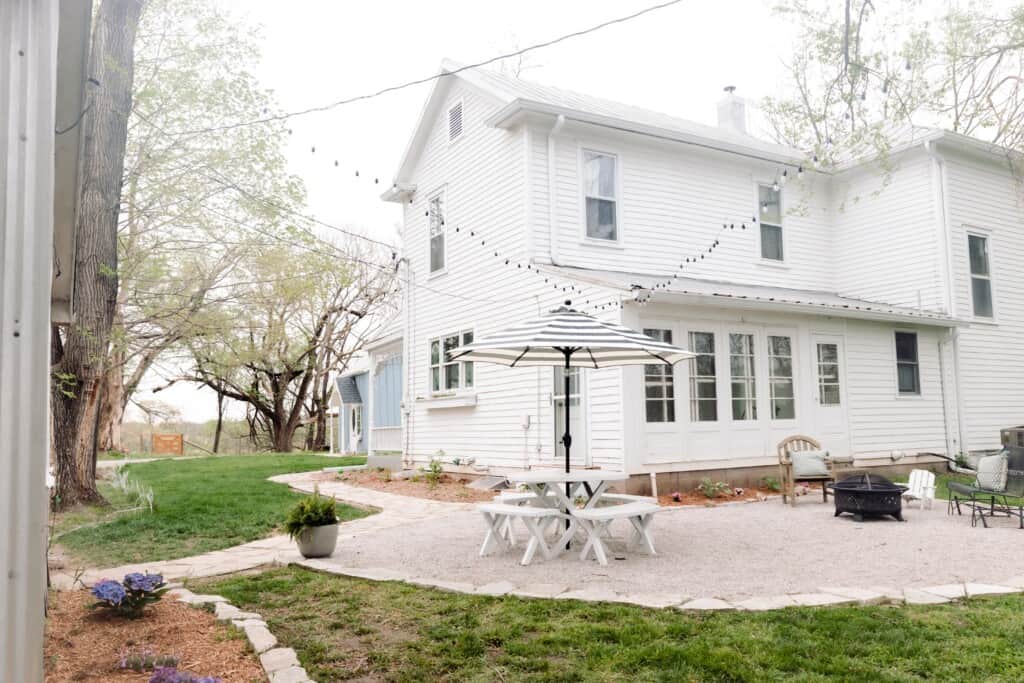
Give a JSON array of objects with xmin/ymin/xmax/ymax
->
[{"xmin": 450, "ymin": 304, "xmax": 695, "ymax": 368}]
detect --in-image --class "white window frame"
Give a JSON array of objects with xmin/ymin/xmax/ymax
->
[
  {"xmin": 967, "ymin": 230, "xmax": 996, "ymax": 320},
  {"xmin": 427, "ymin": 189, "xmax": 446, "ymax": 276},
  {"xmin": 687, "ymin": 329, "xmax": 718, "ymax": 424},
  {"xmin": 766, "ymin": 333, "xmax": 797, "ymax": 421},
  {"xmin": 756, "ymin": 182, "xmax": 785, "ymax": 264},
  {"xmin": 579, "ymin": 148, "xmax": 622, "ymax": 245},
  {"xmin": 728, "ymin": 331, "xmax": 759, "ymax": 422},
  {"xmin": 643, "ymin": 327, "xmax": 676, "ymax": 424},
  {"xmin": 428, "ymin": 329, "xmax": 475, "ymax": 396},
  {"xmin": 893, "ymin": 330, "xmax": 921, "ymax": 397},
  {"xmin": 350, "ymin": 405, "xmax": 362, "ymax": 439}
]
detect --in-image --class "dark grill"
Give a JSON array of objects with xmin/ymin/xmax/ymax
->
[{"xmin": 828, "ymin": 474, "xmax": 905, "ymax": 521}]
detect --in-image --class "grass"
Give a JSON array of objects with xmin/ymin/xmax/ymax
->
[
  {"xmin": 893, "ymin": 470, "xmax": 1024, "ymax": 506},
  {"xmin": 198, "ymin": 566, "xmax": 1024, "ymax": 682},
  {"xmin": 55, "ymin": 454, "xmax": 368, "ymax": 566}
]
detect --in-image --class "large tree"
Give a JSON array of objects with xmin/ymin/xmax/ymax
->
[
  {"xmin": 183, "ymin": 236, "xmax": 393, "ymax": 453},
  {"xmin": 97, "ymin": 0, "xmax": 299, "ymax": 453},
  {"xmin": 51, "ymin": 0, "xmax": 147, "ymax": 507},
  {"xmin": 763, "ymin": 1, "xmax": 1024, "ymax": 165}
]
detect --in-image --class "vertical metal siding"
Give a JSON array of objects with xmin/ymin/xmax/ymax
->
[
  {"xmin": 1, "ymin": 1, "xmax": 59, "ymax": 680},
  {"xmin": 373, "ymin": 355, "xmax": 403, "ymax": 427}
]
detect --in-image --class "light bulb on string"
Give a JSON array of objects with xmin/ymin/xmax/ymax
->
[
  {"xmin": 797, "ymin": 166, "xmax": 804, "ymax": 179},
  {"xmin": 772, "ymin": 180, "xmax": 780, "ymax": 192}
]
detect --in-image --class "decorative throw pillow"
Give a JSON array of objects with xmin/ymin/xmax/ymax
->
[
  {"xmin": 792, "ymin": 450, "xmax": 830, "ymax": 478},
  {"xmin": 975, "ymin": 453, "xmax": 1008, "ymax": 492}
]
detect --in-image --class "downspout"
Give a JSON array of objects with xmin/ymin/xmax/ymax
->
[
  {"xmin": 401, "ymin": 256, "xmax": 415, "ymax": 467},
  {"xmin": 924, "ymin": 140, "xmax": 966, "ymax": 458},
  {"xmin": 547, "ymin": 114, "xmax": 566, "ymax": 264}
]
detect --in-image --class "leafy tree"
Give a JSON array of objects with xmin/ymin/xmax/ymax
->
[{"xmin": 763, "ymin": 1, "xmax": 1024, "ymax": 166}]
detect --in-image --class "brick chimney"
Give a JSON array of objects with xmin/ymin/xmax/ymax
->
[{"xmin": 717, "ymin": 85, "xmax": 747, "ymax": 134}]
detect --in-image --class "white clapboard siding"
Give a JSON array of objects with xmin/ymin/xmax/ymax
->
[
  {"xmin": 832, "ymin": 151, "xmax": 944, "ymax": 311},
  {"xmin": 533, "ymin": 121, "xmax": 835, "ymax": 291},
  {"xmin": 400, "ymin": 78, "xmax": 621, "ymax": 469},
  {"xmin": 945, "ymin": 150, "xmax": 1024, "ymax": 451}
]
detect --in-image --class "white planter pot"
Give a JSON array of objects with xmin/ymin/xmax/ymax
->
[{"xmin": 295, "ymin": 523, "xmax": 338, "ymax": 558}]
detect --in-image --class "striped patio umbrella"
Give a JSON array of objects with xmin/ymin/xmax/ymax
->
[{"xmin": 451, "ymin": 301, "xmax": 695, "ymax": 474}]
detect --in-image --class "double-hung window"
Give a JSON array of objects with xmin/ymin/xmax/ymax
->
[
  {"xmin": 767, "ymin": 335, "xmax": 795, "ymax": 419},
  {"xmin": 895, "ymin": 332, "xmax": 920, "ymax": 395},
  {"xmin": 429, "ymin": 330, "xmax": 473, "ymax": 394},
  {"xmin": 583, "ymin": 151, "xmax": 617, "ymax": 241},
  {"xmin": 643, "ymin": 328, "xmax": 675, "ymax": 423},
  {"xmin": 729, "ymin": 333, "xmax": 757, "ymax": 420},
  {"xmin": 758, "ymin": 184, "xmax": 783, "ymax": 261},
  {"xmin": 688, "ymin": 331, "xmax": 717, "ymax": 422},
  {"xmin": 428, "ymin": 193, "xmax": 445, "ymax": 274},
  {"xmin": 968, "ymin": 234, "xmax": 993, "ymax": 318}
]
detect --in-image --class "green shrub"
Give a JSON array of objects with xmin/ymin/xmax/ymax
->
[
  {"xmin": 760, "ymin": 476, "xmax": 782, "ymax": 492},
  {"xmin": 697, "ymin": 478, "xmax": 731, "ymax": 499},
  {"xmin": 424, "ymin": 458, "xmax": 443, "ymax": 487},
  {"xmin": 284, "ymin": 489, "xmax": 338, "ymax": 539}
]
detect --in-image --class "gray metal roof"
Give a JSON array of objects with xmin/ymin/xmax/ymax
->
[
  {"xmin": 334, "ymin": 374, "xmax": 363, "ymax": 404},
  {"xmin": 542, "ymin": 265, "xmax": 962, "ymax": 327}
]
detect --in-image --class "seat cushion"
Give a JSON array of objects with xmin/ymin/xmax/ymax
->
[
  {"xmin": 975, "ymin": 453, "xmax": 1008, "ymax": 492},
  {"xmin": 791, "ymin": 450, "xmax": 830, "ymax": 478}
]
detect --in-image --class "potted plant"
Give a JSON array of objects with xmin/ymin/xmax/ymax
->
[{"xmin": 285, "ymin": 488, "xmax": 339, "ymax": 558}]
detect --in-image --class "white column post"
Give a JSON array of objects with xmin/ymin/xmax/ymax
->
[{"xmin": 1, "ymin": 1, "xmax": 59, "ymax": 680}]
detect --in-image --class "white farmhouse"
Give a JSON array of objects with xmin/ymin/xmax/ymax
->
[{"xmin": 359, "ymin": 60, "xmax": 1021, "ymax": 490}]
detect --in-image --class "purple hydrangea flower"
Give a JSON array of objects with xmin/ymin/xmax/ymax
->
[
  {"xmin": 148, "ymin": 668, "xmax": 220, "ymax": 683},
  {"xmin": 91, "ymin": 579, "xmax": 126, "ymax": 605},
  {"xmin": 125, "ymin": 572, "xmax": 164, "ymax": 593}
]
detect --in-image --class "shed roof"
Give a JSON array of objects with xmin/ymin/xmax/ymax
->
[
  {"xmin": 542, "ymin": 265, "xmax": 962, "ymax": 327},
  {"xmin": 334, "ymin": 374, "xmax": 363, "ymax": 405}
]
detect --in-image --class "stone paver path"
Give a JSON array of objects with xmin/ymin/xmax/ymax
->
[{"xmin": 52, "ymin": 473, "xmax": 470, "ymax": 590}]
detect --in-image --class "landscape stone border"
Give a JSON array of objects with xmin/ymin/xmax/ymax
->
[
  {"xmin": 170, "ymin": 587, "xmax": 315, "ymax": 683},
  {"xmin": 290, "ymin": 557, "xmax": 1024, "ymax": 612}
]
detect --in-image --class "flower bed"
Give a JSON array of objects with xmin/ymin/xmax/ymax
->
[
  {"xmin": 45, "ymin": 589, "xmax": 265, "ymax": 682},
  {"xmin": 330, "ymin": 469, "xmax": 495, "ymax": 503}
]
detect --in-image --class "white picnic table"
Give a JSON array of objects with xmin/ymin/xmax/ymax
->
[{"xmin": 507, "ymin": 469, "xmax": 629, "ymax": 511}]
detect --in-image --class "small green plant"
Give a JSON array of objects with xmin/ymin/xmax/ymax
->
[
  {"xmin": 284, "ymin": 488, "xmax": 337, "ymax": 539},
  {"xmin": 381, "ymin": 468, "xmax": 392, "ymax": 482},
  {"xmin": 119, "ymin": 647, "xmax": 179, "ymax": 672},
  {"xmin": 760, "ymin": 476, "xmax": 782, "ymax": 492},
  {"xmin": 424, "ymin": 458, "xmax": 444, "ymax": 487},
  {"xmin": 955, "ymin": 452, "xmax": 970, "ymax": 469},
  {"xmin": 697, "ymin": 478, "xmax": 731, "ymax": 499}
]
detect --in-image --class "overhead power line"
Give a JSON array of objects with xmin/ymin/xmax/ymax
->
[{"xmin": 170, "ymin": 0, "xmax": 686, "ymax": 136}]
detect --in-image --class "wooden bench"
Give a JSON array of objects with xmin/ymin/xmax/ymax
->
[
  {"xmin": 477, "ymin": 503, "xmax": 574, "ymax": 566},
  {"xmin": 571, "ymin": 501, "xmax": 662, "ymax": 566}
]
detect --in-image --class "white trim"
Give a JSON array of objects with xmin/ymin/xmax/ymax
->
[
  {"xmin": 579, "ymin": 147, "xmax": 622, "ymax": 245},
  {"xmin": 965, "ymin": 227, "xmax": 997, "ymax": 322},
  {"xmin": 428, "ymin": 328, "xmax": 476, "ymax": 396}
]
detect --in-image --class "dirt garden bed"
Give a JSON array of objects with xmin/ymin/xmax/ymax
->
[
  {"xmin": 327, "ymin": 469, "xmax": 497, "ymax": 503},
  {"xmin": 657, "ymin": 481, "xmax": 824, "ymax": 507},
  {"xmin": 45, "ymin": 589, "xmax": 265, "ymax": 682}
]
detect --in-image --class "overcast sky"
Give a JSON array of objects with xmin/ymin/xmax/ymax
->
[{"xmin": 130, "ymin": 0, "xmax": 987, "ymax": 423}]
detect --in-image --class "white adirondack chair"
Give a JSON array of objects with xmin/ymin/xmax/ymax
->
[{"xmin": 902, "ymin": 469, "xmax": 936, "ymax": 509}]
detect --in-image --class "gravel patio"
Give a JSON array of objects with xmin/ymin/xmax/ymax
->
[{"xmin": 300, "ymin": 491, "xmax": 1024, "ymax": 605}]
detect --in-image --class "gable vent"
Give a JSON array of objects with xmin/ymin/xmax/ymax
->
[{"xmin": 448, "ymin": 101, "xmax": 463, "ymax": 141}]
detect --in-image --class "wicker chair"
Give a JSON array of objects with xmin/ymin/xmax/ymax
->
[{"xmin": 777, "ymin": 435, "xmax": 834, "ymax": 507}]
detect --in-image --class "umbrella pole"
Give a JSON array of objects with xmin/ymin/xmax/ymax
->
[{"xmin": 562, "ymin": 349, "xmax": 573, "ymax": 549}]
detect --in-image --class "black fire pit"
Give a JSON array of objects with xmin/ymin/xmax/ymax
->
[{"xmin": 828, "ymin": 474, "xmax": 906, "ymax": 521}]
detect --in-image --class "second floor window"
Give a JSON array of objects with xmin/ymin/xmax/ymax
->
[
  {"xmin": 643, "ymin": 328, "xmax": 675, "ymax": 423},
  {"xmin": 968, "ymin": 234, "xmax": 993, "ymax": 318},
  {"xmin": 584, "ymin": 151, "xmax": 617, "ymax": 241},
  {"xmin": 759, "ymin": 184, "xmax": 783, "ymax": 261},
  {"xmin": 430, "ymin": 330, "xmax": 473, "ymax": 394},
  {"xmin": 428, "ymin": 194, "xmax": 445, "ymax": 273}
]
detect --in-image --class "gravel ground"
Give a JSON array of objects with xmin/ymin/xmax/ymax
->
[{"xmin": 332, "ymin": 499, "xmax": 1024, "ymax": 600}]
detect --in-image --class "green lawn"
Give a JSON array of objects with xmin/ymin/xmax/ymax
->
[
  {"xmin": 197, "ymin": 566, "xmax": 1024, "ymax": 682},
  {"xmin": 55, "ymin": 455, "xmax": 367, "ymax": 566}
]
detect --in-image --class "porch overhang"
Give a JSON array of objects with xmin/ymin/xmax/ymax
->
[{"xmin": 543, "ymin": 265, "xmax": 965, "ymax": 328}]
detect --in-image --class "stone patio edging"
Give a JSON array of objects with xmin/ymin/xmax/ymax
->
[
  {"xmin": 170, "ymin": 587, "xmax": 314, "ymax": 683},
  {"xmin": 287, "ymin": 558, "xmax": 1024, "ymax": 612}
]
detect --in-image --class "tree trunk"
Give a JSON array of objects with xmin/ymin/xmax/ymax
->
[
  {"xmin": 51, "ymin": 0, "xmax": 145, "ymax": 509},
  {"xmin": 212, "ymin": 391, "xmax": 225, "ymax": 453}
]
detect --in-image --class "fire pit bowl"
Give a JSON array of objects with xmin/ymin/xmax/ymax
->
[{"xmin": 828, "ymin": 474, "xmax": 906, "ymax": 521}]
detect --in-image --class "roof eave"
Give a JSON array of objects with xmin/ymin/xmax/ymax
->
[
  {"xmin": 381, "ymin": 182, "xmax": 417, "ymax": 204},
  {"xmin": 486, "ymin": 99, "xmax": 807, "ymax": 166}
]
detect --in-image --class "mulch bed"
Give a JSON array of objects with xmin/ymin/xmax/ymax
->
[
  {"xmin": 658, "ymin": 483, "xmax": 822, "ymax": 507},
  {"xmin": 330, "ymin": 469, "xmax": 496, "ymax": 503},
  {"xmin": 45, "ymin": 589, "xmax": 265, "ymax": 682}
]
